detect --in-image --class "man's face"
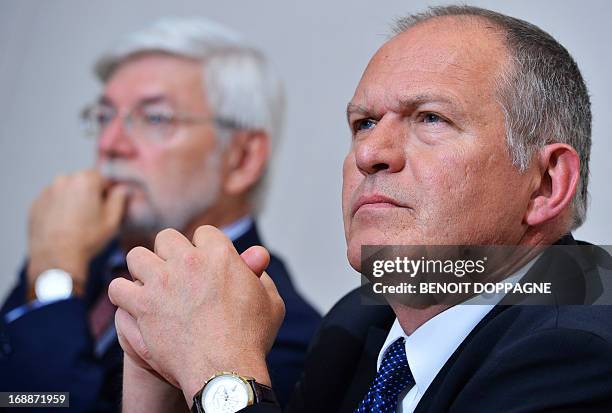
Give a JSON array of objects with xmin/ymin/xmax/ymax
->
[
  {"xmin": 96, "ymin": 54, "xmax": 225, "ymax": 235},
  {"xmin": 343, "ymin": 17, "xmax": 535, "ymax": 270}
]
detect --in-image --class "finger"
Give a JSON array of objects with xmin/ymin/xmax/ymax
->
[
  {"xmin": 123, "ymin": 353, "xmax": 169, "ymax": 388},
  {"xmin": 83, "ymin": 168, "xmax": 105, "ymax": 185},
  {"xmin": 115, "ymin": 307, "xmax": 151, "ymax": 363},
  {"xmin": 240, "ymin": 246, "xmax": 270, "ymax": 277},
  {"xmin": 192, "ymin": 224, "xmax": 229, "ymax": 249},
  {"xmin": 116, "ymin": 309, "xmax": 169, "ymax": 383},
  {"xmin": 78, "ymin": 169, "xmax": 105, "ymax": 193},
  {"xmin": 260, "ymin": 271, "xmax": 283, "ymax": 308},
  {"xmin": 108, "ymin": 277, "xmax": 142, "ymax": 317},
  {"xmin": 259, "ymin": 271, "xmax": 286, "ymax": 329},
  {"xmin": 104, "ymin": 185, "xmax": 128, "ymax": 229},
  {"xmin": 153, "ymin": 228, "xmax": 192, "ymax": 261},
  {"xmin": 126, "ymin": 246, "xmax": 165, "ymax": 284}
]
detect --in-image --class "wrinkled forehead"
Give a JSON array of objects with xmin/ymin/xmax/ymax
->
[
  {"xmin": 352, "ymin": 16, "xmax": 509, "ymax": 112},
  {"xmin": 102, "ymin": 53, "xmax": 209, "ymax": 111}
]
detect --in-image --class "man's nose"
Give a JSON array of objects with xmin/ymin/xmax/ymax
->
[
  {"xmin": 354, "ymin": 119, "xmax": 406, "ymax": 176},
  {"xmin": 97, "ymin": 117, "xmax": 137, "ymax": 159}
]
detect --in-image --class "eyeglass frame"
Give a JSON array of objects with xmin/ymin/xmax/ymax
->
[{"xmin": 80, "ymin": 99, "xmax": 240, "ymax": 142}]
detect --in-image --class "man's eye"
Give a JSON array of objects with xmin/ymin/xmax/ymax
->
[
  {"xmin": 353, "ymin": 118, "xmax": 377, "ymax": 132},
  {"xmin": 90, "ymin": 106, "xmax": 115, "ymax": 126},
  {"xmin": 422, "ymin": 113, "xmax": 444, "ymax": 124},
  {"xmin": 96, "ymin": 112, "xmax": 114, "ymax": 126},
  {"xmin": 144, "ymin": 113, "xmax": 173, "ymax": 125}
]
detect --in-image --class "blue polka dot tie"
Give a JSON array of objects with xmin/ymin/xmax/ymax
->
[{"xmin": 355, "ymin": 337, "xmax": 415, "ymax": 413}]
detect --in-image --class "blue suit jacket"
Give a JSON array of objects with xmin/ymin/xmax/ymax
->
[
  {"xmin": 242, "ymin": 235, "xmax": 612, "ymax": 413},
  {"xmin": 0, "ymin": 222, "xmax": 321, "ymax": 412}
]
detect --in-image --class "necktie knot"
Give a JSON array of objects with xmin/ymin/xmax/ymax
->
[{"xmin": 355, "ymin": 337, "xmax": 415, "ymax": 413}]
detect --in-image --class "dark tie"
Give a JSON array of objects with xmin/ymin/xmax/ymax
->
[
  {"xmin": 89, "ymin": 263, "xmax": 128, "ymax": 341},
  {"xmin": 355, "ymin": 337, "xmax": 415, "ymax": 413},
  {"xmin": 88, "ymin": 283, "xmax": 116, "ymax": 341}
]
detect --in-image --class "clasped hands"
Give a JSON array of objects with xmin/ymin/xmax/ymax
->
[{"xmin": 108, "ymin": 226, "xmax": 286, "ymax": 409}]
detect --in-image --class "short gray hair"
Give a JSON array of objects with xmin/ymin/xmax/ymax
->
[
  {"xmin": 95, "ymin": 18, "xmax": 285, "ymax": 211},
  {"xmin": 392, "ymin": 5, "xmax": 592, "ymax": 229}
]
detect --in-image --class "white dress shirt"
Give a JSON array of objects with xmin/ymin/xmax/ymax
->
[{"xmin": 376, "ymin": 257, "xmax": 538, "ymax": 412}]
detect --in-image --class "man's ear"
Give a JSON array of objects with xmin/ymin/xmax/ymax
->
[
  {"xmin": 223, "ymin": 130, "xmax": 270, "ymax": 196},
  {"xmin": 524, "ymin": 143, "xmax": 580, "ymax": 227}
]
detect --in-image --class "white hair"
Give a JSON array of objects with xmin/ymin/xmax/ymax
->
[{"xmin": 95, "ymin": 17, "xmax": 286, "ymax": 211}]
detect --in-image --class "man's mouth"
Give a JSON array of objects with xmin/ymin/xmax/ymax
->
[
  {"xmin": 352, "ymin": 194, "xmax": 404, "ymax": 216},
  {"xmin": 105, "ymin": 179, "xmax": 143, "ymax": 197}
]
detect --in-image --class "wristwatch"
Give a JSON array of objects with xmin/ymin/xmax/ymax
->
[
  {"xmin": 191, "ymin": 372, "xmax": 278, "ymax": 413},
  {"xmin": 34, "ymin": 269, "xmax": 73, "ymax": 302}
]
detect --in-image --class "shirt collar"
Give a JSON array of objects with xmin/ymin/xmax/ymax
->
[
  {"xmin": 219, "ymin": 215, "xmax": 253, "ymax": 242},
  {"xmin": 376, "ymin": 255, "xmax": 539, "ymax": 395}
]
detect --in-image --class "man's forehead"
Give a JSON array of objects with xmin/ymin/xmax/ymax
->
[
  {"xmin": 381, "ymin": 15, "xmax": 508, "ymax": 62},
  {"xmin": 351, "ymin": 16, "xmax": 507, "ymax": 110},
  {"xmin": 102, "ymin": 53, "xmax": 207, "ymax": 109}
]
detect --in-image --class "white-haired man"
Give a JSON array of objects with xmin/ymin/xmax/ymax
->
[{"xmin": 0, "ymin": 18, "xmax": 320, "ymax": 412}]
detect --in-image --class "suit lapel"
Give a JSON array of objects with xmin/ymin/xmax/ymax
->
[{"xmin": 339, "ymin": 324, "xmax": 391, "ymax": 412}]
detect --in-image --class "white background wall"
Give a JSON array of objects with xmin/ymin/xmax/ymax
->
[{"xmin": 1, "ymin": 0, "xmax": 610, "ymax": 314}]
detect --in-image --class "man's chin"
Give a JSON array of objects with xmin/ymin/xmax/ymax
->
[
  {"xmin": 347, "ymin": 247, "xmax": 362, "ymax": 273},
  {"xmin": 346, "ymin": 229, "xmax": 417, "ymax": 272},
  {"xmin": 346, "ymin": 240, "xmax": 368, "ymax": 272},
  {"xmin": 119, "ymin": 206, "xmax": 162, "ymax": 238}
]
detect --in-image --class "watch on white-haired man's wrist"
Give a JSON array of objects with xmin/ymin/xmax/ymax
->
[
  {"xmin": 34, "ymin": 268, "xmax": 74, "ymax": 302},
  {"xmin": 191, "ymin": 371, "xmax": 278, "ymax": 413}
]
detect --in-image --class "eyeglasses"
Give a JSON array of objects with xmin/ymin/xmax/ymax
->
[{"xmin": 80, "ymin": 102, "xmax": 237, "ymax": 142}]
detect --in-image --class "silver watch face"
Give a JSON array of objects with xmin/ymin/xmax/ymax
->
[
  {"xmin": 34, "ymin": 269, "xmax": 73, "ymax": 302},
  {"xmin": 201, "ymin": 375, "xmax": 251, "ymax": 413}
]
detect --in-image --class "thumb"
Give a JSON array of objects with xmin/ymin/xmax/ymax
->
[
  {"xmin": 104, "ymin": 185, "xmax": 128, "ymax": 229},
  {"xmin": 240, "ymin": 246, "xmax": 270, "ymax": 277}
]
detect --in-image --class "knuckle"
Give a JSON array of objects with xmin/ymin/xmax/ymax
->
[
  {"xmin": 126, "ymin": 246, "xmax": 147, "ymax": 264},
  {"xmin": 194, "ymin": 225, "xmax": 235, "ymax": 261},
  {"xmin": 194, "ymin": 224, "xmax": 219, "ymax": 242},
  {"xmin": 108, "ymin": 276, "xmax": 121, "ymax": 290},
  {"xmin": 155, "ymin": 227, "xmax": 178, "ymax": 246},
  {"xmin": 107, "ymin": 278, "xmax": 122, "ymax": 300},
  {"xmin": 193, "ymin": 225, "xmax": 207, "ymax": 239},
  {"xmin": 159, "ymin": 227, "xmax": 178, "ymax": 238}
]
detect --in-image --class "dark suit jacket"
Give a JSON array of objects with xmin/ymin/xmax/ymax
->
[
  {"xmin": 245, "ymin": 235, "xmax": 612, "ymax": 412},
  {"xmin": 0, "ymin": 222, "xmax": 321, "ymax": 412}
]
